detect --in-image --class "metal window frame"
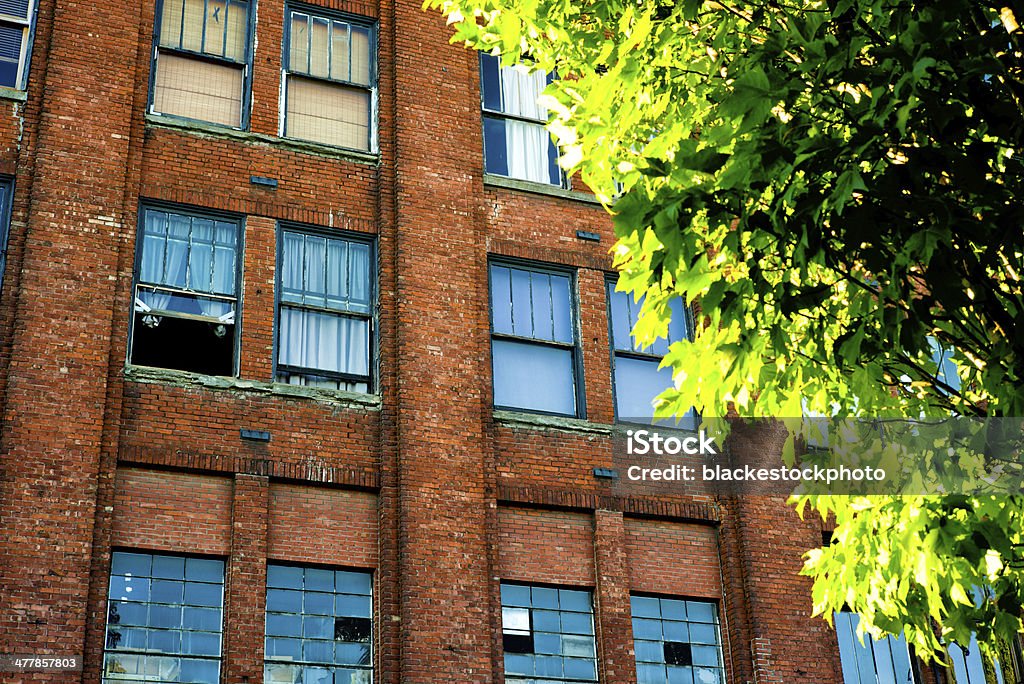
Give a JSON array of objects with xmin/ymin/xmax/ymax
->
[
  {"xmin": 280, "ymin": 3, "xmax": 379, "ymax": 153},
  {"xmin": 629, "ymin": 592, "xmax": 725, "ymax": 677},
  {"xmin": 272, "ymin": 221, "xmax": 377, "ymax": 392},
  {"xmin": 0, "ymin": 176, "xmax": 12, "ymax": 294},
  {"xmin": 147, "ymin": 0, "xmax": 255, "ymax": 129},
  {"xmin": 604, "ymin": 275, "xmax": 698, "ymax": 426},
  {"xmin": 488, "ymin": 257, "xmax": 585, "ymax": 419},
  {"xmin": 478, "ymin": 53, "xmax": 567, "ymax": 189},
  {"xmin": 102, "ymin": 549, "xmax": 226, "ymax": 680},
  {"xmin": 499, "ymin": 580, "xmax": 598, "ymax": 684},
  {"xmin": 127, "ymin": 201, "xmax": 245, "ymax": 376},
  {"xmin": 263, "ymin": 561, "xmax": 374, "ymax": 675},
  {"xmin": 0, "ymin": 0, "xmax": 38, "ymax": 91}
]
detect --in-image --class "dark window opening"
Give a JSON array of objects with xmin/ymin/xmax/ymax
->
[
  {"xmin": 503, "ymin": 632, "xmax": 534, "ymax": 654},
  {"xmin": 664, "ymin": 641, "xmax": 692, "ymax": 666},
  {"xmin": 334, "ymin": 616, "xmax": 371, "ymax": 643},
  {"xmin": 130, "ymin": 314, "xmax": 234, "ymax": 375}
]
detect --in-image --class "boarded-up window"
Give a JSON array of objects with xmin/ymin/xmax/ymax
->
[
  {"xmin": 151, "ymin": 0, "xmax": 249, "ymax": 127},
  {"xmin": 283, "ymin": 9, "xmax": 375, "ymax": 151}
]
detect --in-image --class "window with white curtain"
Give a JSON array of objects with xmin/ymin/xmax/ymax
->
[
  {"xmin": 480, "ymin": 53, "xmax": 563, "ymax": 187},
  {"xmin": 276, "ymin": 227, "xmax": 373, "ymax": 393},
  {"xmin": 150, "ymin": 0, "xmax": 251, "ymax": 127},
  {"xmin": 131, "ymin": 206, "xmax": 240, "ymax": 376},
  {"xmin": 489, "ymin": 261, "xmax": 579, "ymax": 416},
  {"xmin": 607, "ymin": 282, "xmax": 698, "ymax": 429},
  {"xmin": 283, "ymin": 7, "xmax": 376, "ymax": 151},
  {"xmin": 0, "ymin": 0, "xmax": 37, "ymax": 89}
]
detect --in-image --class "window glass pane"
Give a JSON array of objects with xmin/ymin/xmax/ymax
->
[
  {"xmin": 179, "ymin": 0, "xmax": 204, "ymax": 52},
  {"xmin": 502, "ymin": 607, "xmax": 530, "ymax": 632},
  {"xmin": 550, "ymin": 274, "xmax": 573, "ymax": 344},
  {"xmin": 489, "ymin": 265, "xmax": 513, "ymax": 335},
  {"xmin": 112, "ymin": 551, "xmax": 153, "ymax": 577},
  {"xmin": 329, "ymin": 22, "xmax": 350, "ymax": 81},
  {"xmin": 153, "ymin": 52, "xmax": 243, "ymax": 127},
  {"xmin": 309, "ymin": 16, "xmax": 330, "ymax": 79},
  {"xmin": 224, "ymin": 0, "xmax": 247, "ymax": 61},
  {"xmin": 278, "ymin": 307, "xmax": 369, "ymax": 377},
  {"xmin": 285, "ymin": 76, "xmax": 370, "ymax": 150},
  {"xmin": 501, "ymin": 584, "xmax": 531, "ymax": 607},
  {"xmin": 158, "ymin": 0, "xmax": 184, "ymax": 50},
  {"xmin": 336, "ymin": 570, "xmax": 372, "ymax": 595},
  {"xmin": 632, "ymin": 597, "xmax": 725, "ymax": 684},
  {"xmin": 530, "ymin": 272, "xmax": 553, "ymax": 341},
  {"xmin": 347, "ymin": 242, "xmax": 371, "ymax": 313},
  {"xmin": 325, "ymin": 238, "xmax": 349, "ymax": 308},
  {"xmin": 350, "ymin": 25, "xmax": 371, "ymax": 86},
  {"xmin": 202, "ymin": 0, "xmax": 228, "ymax": 56},
  {"xmin": 0, "ymin": 0, "xmax": 31, "ymax": 21},
  {"xmin": 480, "ymin": 52, "xmax": 502, "ymax": 111},
  {"xmin": 614, "ymin": 356, "xmax": 670, "ymax": 420},
  {"xmin": 289, "ymin": 12, "xmax": 309, "ymax": 73},
  {"xmin": 482, "ymin": 115, "xmax": 509, "ymax": 177},
  {"xmin": 492, "ymin": 339, "xmax": 574, "ymax": 414},
  {"xmin": 509, "ymin": 267, "xmax": 532, "ymax": 337}
]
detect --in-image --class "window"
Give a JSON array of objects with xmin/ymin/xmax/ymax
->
[
  {"xmin": 265, "ymin": 564, "xmax": 372, "ymax": 684},
  {"xmin": 103, "ymin": 551, "xmax": 224, "ymax": 684},
  {"xmin": 131, "ymin": 206, "xmax": 240, "ymax": 376},
  {"xmin": 283, "ymin": 7, "xmax": 376, "ymax": 151},
  {"xmin": 835, "ymin": 610, "xmax": 917, "ymax": 684},
  {"xmin": 0, "ymin": 178, "xmax": 11, "ymax": 292},
  {"xmin": 607, "ymin": 283, "xmax": 698, "ymax": 429},
  {"xmin": 947, "ymin": 636, "xmax": 1022, "ymax": 684},
  {"xmin": 151, "ymin": 0, "xmax": 251, "ymax": 127},
  {"xmin": 632, "ymin": 595, "xmax": 725, "ymax": 684},
  {"xmin": 0, "ymin": 0, "xmax": 35, "ymax": 89},
  {"xmin": 489, "ymin": 261, "xmax": 580, "ymax": 416},
  {"xmin": 480, "ymin": 53, "xmax": 563, "ymax": 186},
  {"xmin": 500, "ymin": 583, "xmax": 597, "ymax": 683},
  {"xmin": 276, "ymin": 227, "xmax": 373, "ymax": 392}
]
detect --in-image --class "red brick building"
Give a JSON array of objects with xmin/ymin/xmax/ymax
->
[{"xmin": 0, "ymin": 0, "xmax": 996, "ymax": 682}]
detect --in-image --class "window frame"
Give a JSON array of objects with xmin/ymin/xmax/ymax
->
[
  {"xmin": 0, "ymin": 0, "xmax": 38, "ymax": 90},
  {"xmin": 147, "ymin": 0, "xmax": 255, "ymax": 129},
  {"xmin": 499, "ymin": 580, "xmax": 599, "ymax": 684},
  {"xmin": 630, "ymin": 592, "xmax": 726, "ymax": 684},
  {"xmin": 263, "ymin": 561, "xmax": 374, "ymax": 683},
  {"xmin": 487, "ymin": 257, "xmax": 585, "ymax": 419},
  {"xmin": 479, "ymin": 53, "xmax": 567, "ymax": 189},
  {"xmin": 128, "ymin": 201, "xmax": 245, "ymax": 376},
  {"xmin": 102, "ymin": 548, "xmax": 226, "ymax": 684},
  {"xmin": 280, "ymin": 3, "xmax": 379, "ymax": 153},
  {"xmin": 0, "ymin": 176, "xmax": 12, "ymax": 293},
  {"xmin": 605, "ymin": 276, "xmax": 697, "ymax": 427},
  {"xmin": 272, "ymin": 222, "xmax": 377, "ymax": 393},
  {"xmin": 834, "ymin": 609, "xmax": 920, "ymax": 684}
]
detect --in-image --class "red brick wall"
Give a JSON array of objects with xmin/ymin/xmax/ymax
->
[
  {"xmin": 624, "ymin": 518, "xmax": 721, "ymax": 599},
  {"xmin": 268, "ymin": 483, "xmax": 378, "ymax": 568},
  {"xmin": 496, "ymin": 506, "xmax": 595, "ymax": 586}
]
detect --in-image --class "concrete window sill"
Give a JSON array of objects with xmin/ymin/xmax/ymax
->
[
  {"xmin": 492, "ymin": 409, "xmax": 613, "ymax": 435},
  {"xmin": 483, "ymin": 174, "xmax": 602, "ymax": 205}
]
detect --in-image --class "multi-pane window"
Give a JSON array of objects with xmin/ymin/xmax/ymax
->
[
  {"xmin": 283, "ymin": 7, "xmax": 376, "ymax": 151},
  {"xmin": 835, "ymin": 610, "xmax": 917, "ymax": 684},
  {"xmin": 103, "ymin": 551, "xmax": 224, "ymax": 684},
  {"xmin": 607, "ymin": 284, "xmax": 698, "ymax": 429},
  {"xmin": 631, "ymin": 595, "xmax": 725, "ymax": 684},
  {"xmin": 277, "ymin": 228, "xmax": 373, "ymax": 392},
  {"xmin": 489, "ymin": 261, "xmax": 579, "ymax": 416},
  {"xmin": 265, "ymin": 564, "xmax": 373, "ymax": 684},
  {"xmin": 131, "ymin": 206, "xmax": 240, "ymax": 376},
  {"xmin": 151, "ymin": 0, "xmax": 251, "ymax": 127},
  {"xmin": 480, "ymin": 53, "xmax": 562, "ymax": 186},
  {"xmin": 0, "ymin": 0, "xmax": 35, "ymax": 89},
  {"xmin": 501, "ymin": 583, "xmax": 598, "ymax": 683},
  {"xmin": 0, "ymin": 178, "xmax": 11, "ymax": 292}
]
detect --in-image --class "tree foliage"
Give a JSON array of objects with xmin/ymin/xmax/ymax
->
[{"xmin": 425, "ymin": 0, "xmax": 1024, "ymax": 661}]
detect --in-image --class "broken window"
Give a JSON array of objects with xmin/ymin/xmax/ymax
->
[
  {"xmin": 0, "ymin": 0, "xmax": 35, "ymax": 89},
  {"xmin": 130, "ymin": 206, "xmax": 240, "ymax": 376},
  {"xmin": 0, "ymin": 177, "xmax": 11, "ymax": 293},
  {"xmin": 276, "ymin": 227, "xmax": 374, "ymax": 392},
  {"xmin": 102, "ymin": 551, "xmax": 224, "ymax": 684},
  {"xmin": 632, "ymin": 595, "xmax": 725, "ymax": 684},
  {"xmin": 489, "ymin": 262, "xmax": 581, "ymax": 417},
  {"xmin": 264, "ymin": 564, "xmax": 372, "ymax": 684},
  {"xmin": 500, "ymin": 582, "xmax": 597, "ymax": 683},
  {"xmin": 283, "ymin": 7, "xmax": 376, "ymax": 151},
  {"xmin": 151, "ymin": 0, "xmax": 251, "ymax": 127}
]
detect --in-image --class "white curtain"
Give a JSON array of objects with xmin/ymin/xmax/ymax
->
[
  {"xmin": 501, "ymin": 65, "xmax": 550, "ymax": 183},
  {"xmin": 278, "ymin": 308, "xmax": 368, "ymax": 379}
]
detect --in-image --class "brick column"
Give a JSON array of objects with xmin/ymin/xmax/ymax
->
[
  {"xmin": 593, "ymin": 509, "xmax": 636, "ymax": 684},
  {"xmin": 223, "ymin": 473, "xmax": 269, "ymax": 684}
]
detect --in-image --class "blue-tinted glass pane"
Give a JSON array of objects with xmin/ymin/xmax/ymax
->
[
  {"xmin": 636, "ymin": 639, "xmax": 664, "ymax": 663},
  {"xmin": 662, "ymin": 599, "xmax": 687, "ymax": 621},
  {"xmin": 304, "ymin": 235, "xmax": 328, "ymax": 306},
  {"xmin": 109, "ymin": 600, "xmax": 148, "ymax": 627},
  {"xmin": 614, "ymin": 356, "xmax": 670, "ymax": 420},
  {"xmin": 535, "ymin": 654, "xmax": 562, "ymax": 677},
  {"xmin": 534, "ymin": 632, "xmax": 560, "ymax": 655},
  {"xmin": 0, "ymin": 58, "xmax": 17, "ymax": 89},
  {"xmin": 268, "ymin": 565, "xmax": 304, "ymax": 589},
  {"xmin": 336, "ymin": 571, "xmax": 372, "ymax": 595},
  {"xmin": 631, "ymin": 595, "xmax": 661, "ymax": 618},
  {"xmin": 325, "ymin": 238, "xmax": 349, "ymax": 308},
  {"xmin": 686, "ymin": 601, "xmax": 717, "ymax": 623},
  {"xmin": 490, "ymin": 265, "xmax": 513, "ymax": 335},
  {"xmin": 608, "ymin": 287, "xmax": 634, "ymax": 352},
  {"xmin": 268, "ymin": 589, "xmax": 303, "ymax": 613},
  {"xmin": 692, "ymin": 645, "xmax": 720, "ymax": 667},
  {"xmin": 668, "ymin": 297, "xmax": 688, "ymax": 344},
  {"xmin": 266, "ymin": 637, "xmax": 303, "ymax": 660},
  {"xmin": 550, "ymin": 274, "xmax": 573, "ymax": 344},
  {"xmin": 148, "ymin": 629, "xmax": 181, "ymax": 654},
  {"xmin": 492, "ymin": 339, "xmax": 575, "ymax": 414},
  {"xmin": 184, "ymin": 582, "xmax": 221, "ymax": 607},
  {"xmin": 305, "ymin": 568, "xmax": 335, "ymax": 592},
  {"xmin": 547, "ymin": 135, "xmax": 561, "ymax": 186},
  {"xmin": 304, "ymin": 592, "xmax": 334, "ymax": 616},
  {"xmin": 304, "ymin": 638, "xmax": 334, "ymax": 663},
  {"xmin": 689, "ymin": 622, "xmax": 718, "ymax": 645},
  {"xmin": 561, "ymin": 611, "xmax": 593, "ymax": 635},
  {"xmin": 347, "ymin": 242, "xmax": 371, "ymax": 313},
  {"xmin": 532, "ymin": 610, "xmax": 560, "ymax": 632},
  {"xmin": 558, "ymin": 589, "xmax": 590, "ymax": 613},
  {"xmin": 183, "ymin": 631, "xmax": 220, "ymax": 656},
  {"xmin": 0, "ymin": 0, "xmax": 30, "ymax": 19},
  {"xmin": 266, "ymin": 613, "xmax": 302, "ymax": 637},
  {"xmin": 149, "ymin": 604, "xmax": 181, "ymax": 629},
  {"xmin": 185, "ymin": 558, "xmax": 223, "ymax": 583},
  {"xmin": 266, "ymin": 662, "xmax": 300, "ymax": 683},
  {"xmin": 110, "ymin": 576, "xmax": 150, "ymax": 603},
  {"xmin": 638, "ymin": 663, "xmax": 667, "ymax": 684},
  {"xmin": 504, "ymin": 653, "xmax": 533, "ymax": 676},
  {"xmin": 693, "ymin": 667, "xmax": 722, "ymax": 684},
  {"xmin": 480, "ymin": 53, "xmax": 502, "ymax": 111},
  {"xmin": 510, "ymin": 267, "xmax": 532, "ymax": 337},
  {"xmin": 303, "ymin": 615, "xmax": 334, "ymax": 638},
  {"xmin": 336, "ymin": 593, "xmax": 371, "ymax": 618},
  {"xmin": 501, "ymin": 584, "xmax": 531, "ymax": 607},
  {"xmin": 483, "ymin": 116, "xmax": 509, "ymax": 176},
  {"xmin": 336, "ymin": 642, "xmax": 371, "ymax": 666},
  {"xmin": 633, "ymin": 618, "xmax": 663, "ymax": 640},
  {"xmin": 179, "ymin": 658, "xmax": 219, "ymax": 684},
  {"xmin": 182, "ymin": 607, "xmax": 221, "ymax": 631},
  {"xmin": 668, "ymin": 665, "xmax": 696, "ymax": 684},
  {"xmin": 564, "ymin": 657, "xmax": 597, "ymax": 680},
  {"xmin": 662, "ymin": 620, "xmax": 688, "ymax": 642},
  {"xmin": 529, "ymin": 272, "xmax": 554, "ymax": 341},
  {"xmin": 561, "ymin": 634, "xmax": 594, "ymax": 658},
  {"xmin": 152, "ymin": 555, "xmax": 185, "ymax": 579},
  {"xmin": 112, "ymin": 552, "xmax": 152, "ymax": 577},
  {"xmin": 281, "ymin": 232, "xmax": 305, "ymax": 302},
  {"xmin": 531, "ymin": 586, "xmax": 558, "ymax": 609}
]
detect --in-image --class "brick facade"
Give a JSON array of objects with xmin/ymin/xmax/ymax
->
[{"xmin": 0, "ymin": 0, "xmax": 945, "ymax": 683}]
